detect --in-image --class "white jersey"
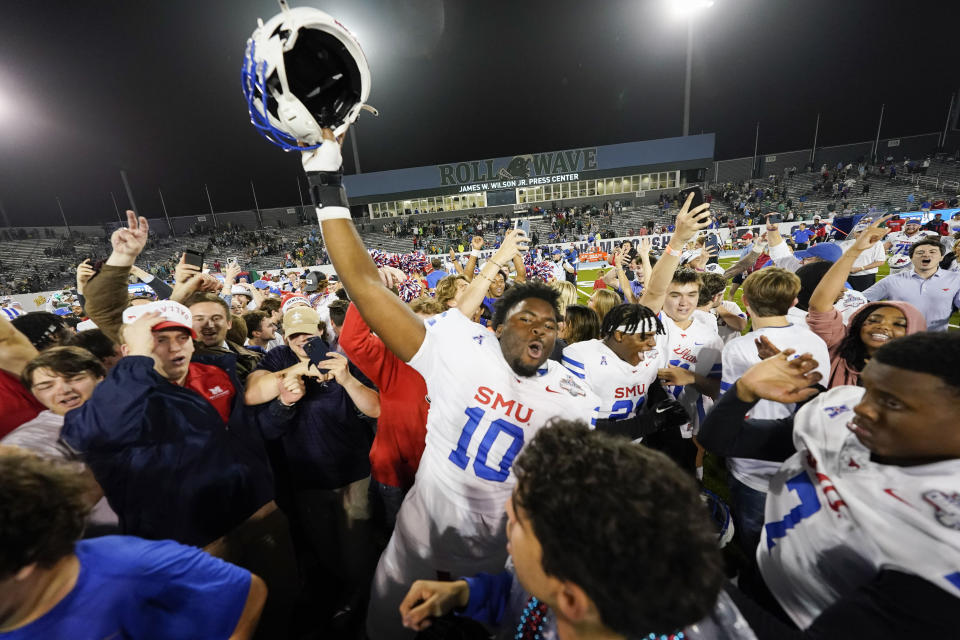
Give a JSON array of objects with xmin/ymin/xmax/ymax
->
[
  {"xmin": 758, "ymin": 386, "xmax": 960, "ymax": 629},
  {"xmin": 561, "ymin": 339, "xmax": 662, "ymax": 422},
  {"xmin": 657, "ymin": 312, "xmax": 723, "ymax": 436},
  {"xmin": 721, "ymin": 324, "xmax": 830, "ymax": 492},
  {"xmin": 409, "ymin": 309, "xmax": 598, "ymax": 512},
  {"xmin": 887, "ymin": 230, "xmax": 937, "ymax": 257},
  {"xmin": 788, "ymin": 288, "xmax": 868, "ymax": 329},
  {"xmin": 714, "ymin": 300, "xmax": 747, "ymax": 344}
]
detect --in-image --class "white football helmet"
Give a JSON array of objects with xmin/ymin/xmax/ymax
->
[
  {"xmin": 242, "ymin": 1, "xmax": 376, "ymax": 151},
  {"xmin": 704, "ymin": 263, "xmax": 725, "ymax": 274},
  {"xmin": 887, "ymin": 254, "xmax": 911, "ymax": 269}
]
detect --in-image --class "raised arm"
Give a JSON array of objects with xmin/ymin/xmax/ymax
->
[
  {"xmin": 461, "ymin": 236, "xmax": 484, "ymax": 283},
  {"xmin": 448, "ymin": 249, "xmax": 464, "ymax": 275},
  {"xmin": 698, "ymin": 350, "xmax": 822, "ymax": 461},
  {"xmin": 809, "ymin": 216, "xmax": 889, "ymax": 313},
  {"xmin": 84, "ymin": 210, "xmax": 150, "ymax": 343},
  {"xmin": 640, "ymin": 193, "xmax": 712, "ymax": 314},
  {"xmin": 304, "ymin": 130, "xmax": 425, "ymax": 362},
  {"xmin": 458, "ymin": 230, "xmax": 527, "ymax": 320},
  {"xmin": 611, "ymin": 250, "xmax": 637, "ymax": 303}
]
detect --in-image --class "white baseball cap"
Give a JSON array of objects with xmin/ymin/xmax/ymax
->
[
  {"xmin": 122, "ymin": 300, "xmax": 197, "ymax": 338},
  {"xmin": 231, "ymin": 284, "xmax": 251, "ymax": 296}
]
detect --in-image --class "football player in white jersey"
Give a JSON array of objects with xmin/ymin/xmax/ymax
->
[
  {"xmin": 720, "ymin": 267, "xmax": 830, "ymax": 563},
  {"xmin": 301, "ymin": 131, "xmax": 598, "ymax": 639},
  {"xmin": 884, "ymin": 218, "xmax": 936, "ymax": 274},
  {"xmin": 630, "ymin": 200, "xmax": 722, "ymax": 473},
  {"xmin": 696, "ymin": 272, "xmax": 748, "ymax": 345},
  {"xmin": 701, "ymin": 333, "xmax": 960, "ymax": 637},
  {"xmin": 562, "ymin": 303, "xmax": 665, "ymax": 423}
]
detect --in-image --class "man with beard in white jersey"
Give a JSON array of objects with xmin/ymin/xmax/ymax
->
[
  {"xmin": 883, "ymin": 218, "xmax": 936, "ymax": 273},
  {"xmin": 700, "ymin": 334, "xmax": 960, "ymax": 638},
  {"xmin": 300, "ymin": 130, "xmax": 598, "ymax": 640},
  {"xmin": 719, "ymin": 267, "xmax": 830, "ymax": 571}
]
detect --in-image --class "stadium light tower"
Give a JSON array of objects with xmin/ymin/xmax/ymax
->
[{"xmin": 667, "ymin": 0, "xmax": 714, "ymax": 136}]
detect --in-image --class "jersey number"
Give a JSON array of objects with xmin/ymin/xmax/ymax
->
[
  {"xmin": 764, "ymin": 471, "xmax": 821, "ymax": 550},
  {"xmin": 608, "ymin": 398, "xmax": 640, "ymax": 421},
  {"xmin": 449, "ymin": 407, "xmax": 524, "ymax": 482}
]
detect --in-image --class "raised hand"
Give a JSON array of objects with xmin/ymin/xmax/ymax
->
[
  {"xmin": 471, "ymin": 235, "xmax": 485, "ymax": 251},
  {"xmin": 399, "ymin": 580, "xmax": 470, "ymax": 631},
  {"xmin": 108, "ymin": 210, "xmax": 150, "ymax": 267},
  {"xmin": 223, "ymin": 262, "xmax": 242, "ymax": 286},
  {"xmin": 378, "ymin": 266, "xmax": 407, "ymax": 289},
  {"xmin": 672, "ymin": 193, "xmax": 712, "ymax": 246},
  {"xmin": 491, "ymin": 229, "xmax": 528, "ymax": 266},
  {"xmin": 736, "ymin": 349, "xmax": 823, "ymax": 404},
  {"xmin": 76, "ymin": 259, "xmax": 96, "ymax": 294},
  {"xmin": 852, "ymin": 214, "xmax": 892, "ymax": 253},
  {"xmin": 637, "ymin": 237, "xmax": 652, "ymax": 257},
  {"xmin": 174, "ymin": 253, "xmax": 200, "ymax": 286},
  {"xmin": 301, "ymin": 128, "xmax": 345, "ymax": 173}
]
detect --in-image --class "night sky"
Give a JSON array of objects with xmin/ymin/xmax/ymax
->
[{"xmin": 0, "ymin": 0, "xmax": 955, "ymax": 226}]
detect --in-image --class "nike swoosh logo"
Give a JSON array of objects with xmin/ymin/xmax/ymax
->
[
  {"xmin": 655, "ymin": 406, "xmax": 670, "ymax": 413},
  {"xmin": 545, "ymin": 386, "xmax": 561, "ymax": 394}
]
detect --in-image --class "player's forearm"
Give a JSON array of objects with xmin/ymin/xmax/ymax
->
[
  {"xmin": 693, "ymin": 374, "xmax": 722, "ymax": 399},
  {"xmin": 616, "ymin": 268, "xmax": 636, "ymax": 303},
  {"xmin": 639, "ymin": 251, "xmax": 680, "ymax": 312},
  {"xmin": 512, "ymin": 254, "xmax": 526, "ymax": 283},
  {"xmin": 459, "ymin": 260, "xmax": 500, "ymax": 319},
  {"xmin": 716, "ymin": 306, "xmax": 747, "ymax": 331},
  {"xmin": 319, "ymin": 218, "xmax": 424, "ymax": 362},
  {"xmin": 463, "ymin": 255, "xmax": 478, "ymax": 282}
]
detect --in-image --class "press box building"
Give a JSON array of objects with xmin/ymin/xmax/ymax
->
[{"xmin": 342, "ymin": 134, "xmax": 715, "ymax": 220}]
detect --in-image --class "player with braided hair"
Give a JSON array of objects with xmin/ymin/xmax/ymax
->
[{"xmin": 562, "ymin": 302, "xmax": 665, "ymax": 434}]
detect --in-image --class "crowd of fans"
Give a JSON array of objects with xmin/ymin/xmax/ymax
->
[{"xmin": 2, "ymin": 142, "xmax": 960, "ymax": 639}]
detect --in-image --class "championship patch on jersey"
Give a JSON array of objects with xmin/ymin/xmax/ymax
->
[
  {"xmin": 923, "ymin": 491, "xmax": 960, "ymax": 530},
  {"xmin": 823, "ymin": 404, "xmax": 850, "ymax": 418},
  {"xmin": 558, "ymin": 375, "xmax": 587, "ymax": 397}
]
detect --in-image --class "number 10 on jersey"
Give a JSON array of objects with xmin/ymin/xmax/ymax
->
[{"xmin": 449, "ymin": 407, "xmax": 524, "ymax": 482}]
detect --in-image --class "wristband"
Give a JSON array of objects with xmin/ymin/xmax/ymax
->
[
  {"xmin": 664, "ymin": 244, "xmax": 682, "ymax": 258},
  {"xmin": 315, "ymin": 206, "xmax": 352, "ymax": 222},
  {"xmin": 307, "ymin": 169, "xmax": 350, "ymax": 216},
  {"xmin": 470, "ymin": 250, "xmax": 482, "ymax": 258}
]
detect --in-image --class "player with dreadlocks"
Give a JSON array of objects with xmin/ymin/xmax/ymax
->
[{"xmin": 562, "ymin": 303, "xmax": 664, "ymax": 429}]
